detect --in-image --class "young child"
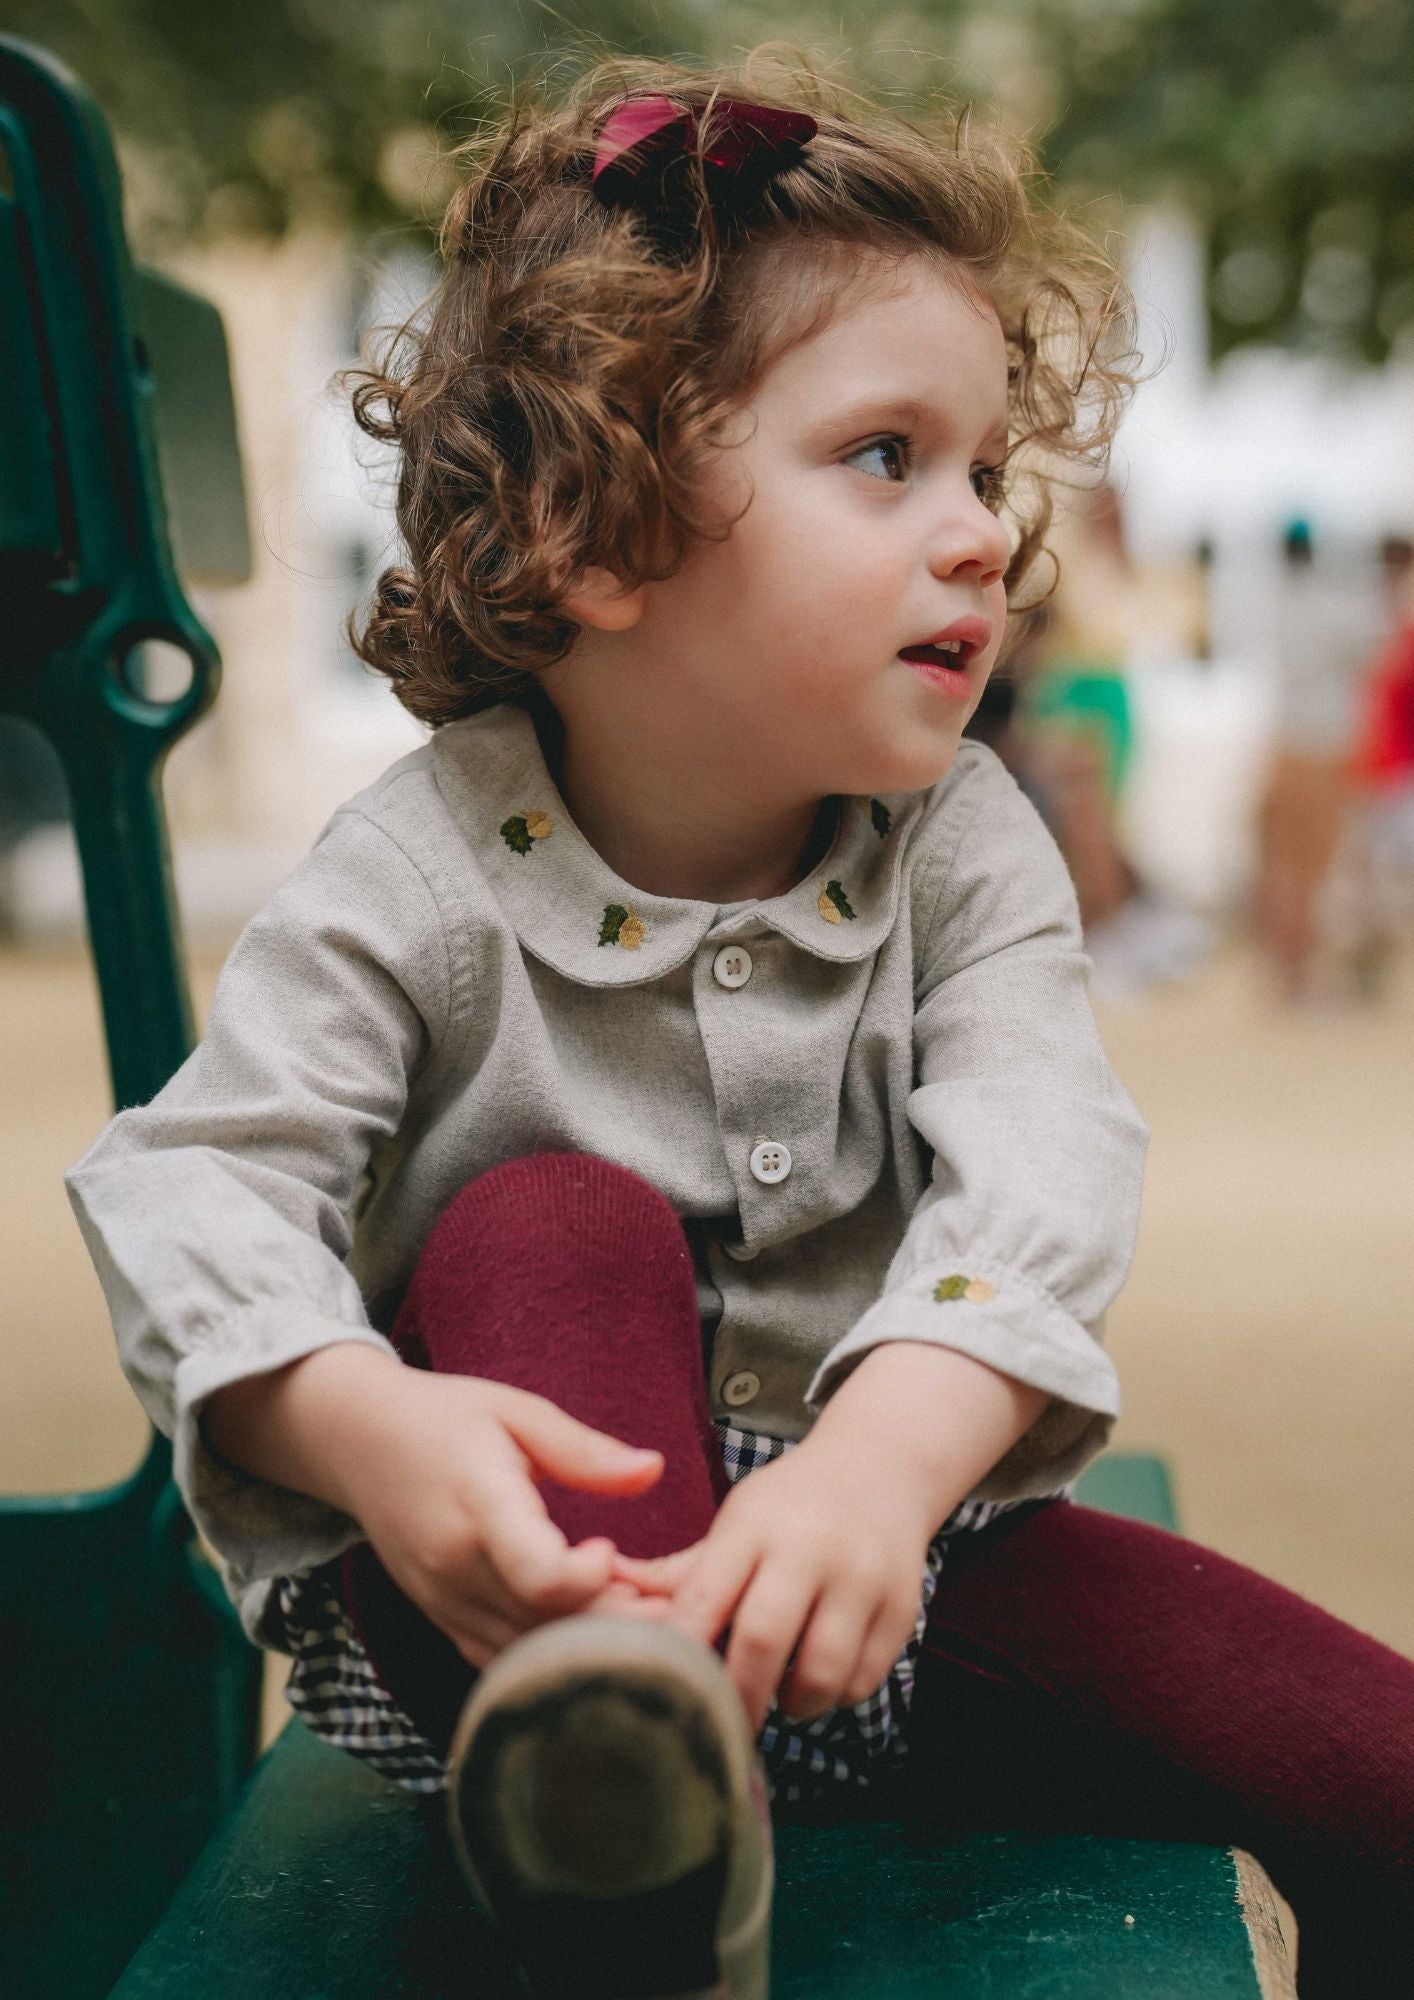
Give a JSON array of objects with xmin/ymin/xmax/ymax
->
[{"xmin": 67, "ymin": 52, "xmax": 1413, "ymax": 2000}]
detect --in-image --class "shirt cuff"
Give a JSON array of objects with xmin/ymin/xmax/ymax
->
[
  {"xmin": 172, "ymin": 1311, "xmax": 401, "ymax": 1601},
  {"xmin": 803, "ymin": 1264, "xmax": 1121, "ymax": 1501}
]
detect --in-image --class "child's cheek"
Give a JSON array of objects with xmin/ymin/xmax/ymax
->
[
  {"xmin": 735, "ymin": 483, "xmax": 900, "ymax": 667},
  {"xmin": 743, "ymin": 542, "xmax": 848, "ymax": 659}
]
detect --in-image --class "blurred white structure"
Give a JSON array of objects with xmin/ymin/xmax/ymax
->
[
  {"xmin": 1121, "ymin": 210, "xmax": 1414, "ymax": 561},
  {"xmin": 1112, "ymin": 211, "xmax": 1414, "ymax": 909}
]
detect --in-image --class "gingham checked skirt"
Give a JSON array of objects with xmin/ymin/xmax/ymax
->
[{"xmin": 273, "ymin": 1419, "xmax": 1034, "ymax": 1805}]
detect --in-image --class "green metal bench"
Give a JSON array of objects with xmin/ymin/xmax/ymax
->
[
  {"xmin": 0, "ymin": 34, "xmax": 1295, "ymax": 2000},
  {"xmin": 106, "ymin": 1460, "xmax": 1299, "ymax": 2000},
  {"xmin": 1, "ymin": 34, "xmax": 262, "ymax": 2000}
]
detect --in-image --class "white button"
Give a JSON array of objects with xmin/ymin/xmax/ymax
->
[
  {"xmin": 722, "ymin": 1369, "xmax": 761, "ymax": 1407},
  {"xmin": 724, "ymin": 1238, "xmax": 760, "ymax": 1261},
  {"xmin": 712, "ymin": 945, "xmax": 753, "ymax": 989},
  {"xmin": 749, "ymin": 1140, "xmax": 792, "ymax": 1185}
]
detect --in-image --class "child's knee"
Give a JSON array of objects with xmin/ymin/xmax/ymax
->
[
  {"xmin": 428, "ymin": 1150, "xmax": 689, "ymax": 1266},
  {"xmin": 393, "ymin": 1150, "xmax": 702, "ymax": 1369}
]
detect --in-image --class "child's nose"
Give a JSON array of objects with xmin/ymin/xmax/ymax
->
[{"xmin": 927, "ymin": 494, "xmax": 1011, "ymax": 590}]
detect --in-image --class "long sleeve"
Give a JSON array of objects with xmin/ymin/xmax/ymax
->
[
  {"xmin": 65, "ymin": 807, "xmax": 451, "ymax": 1596},
  {"xmin": 804, "ymin": 747, "xmax": 1148, "ymax": 1499}
]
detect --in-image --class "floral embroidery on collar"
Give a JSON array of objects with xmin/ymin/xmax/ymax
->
[
  {"xmin": 500, "ymin": 811, "xmax": 553, "ymax": 855},
  {"xmin": 817, "ymin": 879, "xmax": 857, "ymax": 924},
  {"xmin": 856, "ymin": 796, "xmax": 892, "ymax": 840},
  {"xmin": 598, "ymin": 903, "xmax": 647, "ymax": 950},
  {"xmin": 433, "ymin": 705, "xmax": 923, "ymax": 982},
  {"xmin": 933, "ymin": 1274, "xmax": 996, "ymax": 1304}
]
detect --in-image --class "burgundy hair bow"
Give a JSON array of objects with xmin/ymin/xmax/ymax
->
[{"xmin": 590, "ymin": 94, "xmax": 817, "ymax": 224}]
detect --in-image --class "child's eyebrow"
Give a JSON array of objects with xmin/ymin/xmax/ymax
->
[{"xmin": 810, "ymin": 394, "xmax": 1010, "ymax": 454}]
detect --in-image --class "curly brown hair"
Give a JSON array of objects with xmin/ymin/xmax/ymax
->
[{"xmin": 343, "ymin": 46, "xmax": 1138, "ymax": 728}]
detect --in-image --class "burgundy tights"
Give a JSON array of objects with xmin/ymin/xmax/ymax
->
[{"xmin": 343, "ymin": 1152, "xmax": 1414, "ymax": 1996}]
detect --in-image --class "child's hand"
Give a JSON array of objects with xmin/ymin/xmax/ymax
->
[
  {"xmin": 342, "ymin": 1371, "xmax": 665, "ymax": 1668},
  {"xmin": 611, "ymin": 1442, "xmax": 937, "ymax": 1734}
]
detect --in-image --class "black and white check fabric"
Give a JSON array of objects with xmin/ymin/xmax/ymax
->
[
  {"xmin": 277, "ymin": 1569, "xmax": 446, "ymax": 1791},
  {"xmin": 275, "ymin": 1418, "xmax": 1036, "ymax": 1803}
]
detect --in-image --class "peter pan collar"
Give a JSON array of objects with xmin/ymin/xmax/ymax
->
[{"xmin": 431, "ymin": 701, "xmax": 922, "ymax": 988}]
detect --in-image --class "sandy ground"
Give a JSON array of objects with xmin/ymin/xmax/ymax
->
[{"xmin": 5, "ymin": 931, "xmax": 1412, "ymax": 1769}]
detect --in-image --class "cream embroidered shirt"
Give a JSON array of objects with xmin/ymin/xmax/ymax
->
[{"xmin": 66, "ymin": 700, "xmax": 1148, "ymax": 1644}]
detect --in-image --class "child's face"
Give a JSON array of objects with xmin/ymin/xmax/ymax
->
[{"xmin": 638, "ymin": 252, "xmax": 1013, "ymax": 801}]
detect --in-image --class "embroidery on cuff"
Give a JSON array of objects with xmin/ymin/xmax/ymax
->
[
  {"xmin": 500, "ymin": 810, "xmax": 553, "ymax": 854},
  {"xmin": 817, "ymin": 879, "xmax": 857, "ymax": 924},
  {"xmin": 933, "ymin": 1274, "xmax": 997, "ymax": 1303},
  {"xmin": 598, "ymin": 902, "xmax": 647, "ymax": 950}
]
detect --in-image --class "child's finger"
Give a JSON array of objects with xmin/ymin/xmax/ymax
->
[
  {"xmin": 610, "ymin": 1547, "xmax": 700, "ymax": 1594},
  {"xmin": 583, "ymin": 1578, "xmax": 643, "ymax": 1612},
  {"xmin": 777, "ymin": 1593, "xmax": 872, "ymax": 1722},
  {"xmin": 450, "ymin": 1604, "xmax": 523, "ymax": 1668},
  {"xmin": 724, "ymin": 1570, "xmax": 819, "ymax": 1736},
  {"xmin": 459, "ymin": 1542, "xmax": 592, "ymax": 1629},
  {"xmin": 501, "ymin": 1393, "xmax": 664, "ymax": 1498},
  {"xmin": 666, "ymin": 1530, "xmax": 761, "ymax": 1649},
  {"xmin": 530, "ymin": 1533, "xmax": 621, "ymax": 1613},
  {"xmin": 479, "ymin": 1476, "xmax": 616, "ymax": 1613},
  {"xmin": 840, "ymin": 1598, "xmax": 912, "ymax": 1709},
  {"xmin": 583, "ymin": 1579, "xmax": 676, "ymax": 1620}
]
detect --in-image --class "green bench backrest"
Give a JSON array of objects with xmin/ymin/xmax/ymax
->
[{"xmin": 0, "ymin": 35, "xmax": 260, "ymax": 2000}]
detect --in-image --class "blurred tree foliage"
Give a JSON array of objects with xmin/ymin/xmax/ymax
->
[
  {"xmin": 0, "ymin": 0, "xmax": 666, "ymax": 244},
  {"xmin": 966, "ymin": 0, "xmax": 1414, "ymax": 362},
  {"xmin": 3, "ymin": 0, "xmax": 1412, "ymax": 362}
]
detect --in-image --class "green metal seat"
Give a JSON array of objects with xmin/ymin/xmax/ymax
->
[{"xmin": 1, "ymin": 33, "xmax": 1294, "ymax": 2000}]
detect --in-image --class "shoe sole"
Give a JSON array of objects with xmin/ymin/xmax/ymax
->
[{"xmin": 447, "ymin": 1617, "xmax": 771, "ymax": 2000}]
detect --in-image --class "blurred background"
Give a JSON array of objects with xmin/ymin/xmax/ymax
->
[{"xmin": 3, "ymin": 0, "xmax": 1412, "ymax": 1729}]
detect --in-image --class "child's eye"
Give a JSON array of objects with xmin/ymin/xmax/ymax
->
[
  {"xmin": 971, "ymin": 464, "xmax": 1007, "ymax": 510},
  {"xmin": 845, "ymin": 434, "xmax": 912, "ymax": 482}
]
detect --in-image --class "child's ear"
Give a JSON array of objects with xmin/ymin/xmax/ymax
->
[{"xmin": 558, "ymin": 565, "xmax": 647, "ymax": 633}]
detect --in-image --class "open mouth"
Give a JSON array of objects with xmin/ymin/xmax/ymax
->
[
  {"xmin": 897, "ymin": 616, "xmax": 992, "ymax": 671},
  {"xmin": 898, "ymin": 640, "xmax": 974, "ymax": 669}
]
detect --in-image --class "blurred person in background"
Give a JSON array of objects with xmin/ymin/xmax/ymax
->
[
  {"xmin": 1253, "ymin": 519, "xmax": 1384, "ymax": 1003},
  {"xmin": 1325, "ymin": 534, "xmax": 1414, "ymax": 998},
  {"xmin": 967, "ymin": 483, "xmax": 1210, "ymax": 1003}
]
